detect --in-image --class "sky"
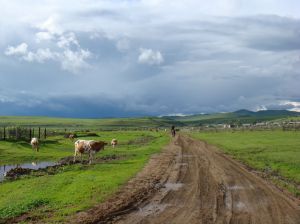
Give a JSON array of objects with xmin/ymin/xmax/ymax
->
[{"xmin": 1, "ymin": 0, "xmax": 300, "ymax": 117}]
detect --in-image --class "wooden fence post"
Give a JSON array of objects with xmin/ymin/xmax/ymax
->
[
  {"xmin": 29, "ymin": 128, "xmax": 32, "ymax": 140},
  {"xmin": 3, "ymin": 127, "xmax": 5, "ymax": 140},
  {"xmin": 44, "ymin": 128, "xmax": 47, "ymax": 139},
  {"xmin": 38, "ymin": 127, "xmax": 41, "ymax": 139}
]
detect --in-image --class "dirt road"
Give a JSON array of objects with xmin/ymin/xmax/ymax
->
[{"xmin": 74, "ymin": 135, "xmax": 300, "ymax": 224}]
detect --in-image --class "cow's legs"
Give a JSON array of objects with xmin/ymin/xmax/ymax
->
[
  {"xmin": 89, "ymin": 152, "xmax": 93, "ymax": 164},
  {"xmin": 73, "ymin": 150, "xmax": 78, "ymax": 163}
]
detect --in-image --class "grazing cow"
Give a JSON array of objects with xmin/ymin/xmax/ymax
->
[
  {"xmin": 73, "ymin": 140, "xmax": 107, "ymax": 164},
  {"xmin": 30, "ymin": 138, "xmax": 39, "ymax": 152},
  {"xmin": 68, "ymin": 134, "xmax": 77, "ymax": 141},
  {"xmin": 111, "ymin": 139, "xmax": 118, "ymax": 148}
]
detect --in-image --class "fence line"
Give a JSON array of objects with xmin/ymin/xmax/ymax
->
[{"xmin": 0, "ymin": 127, "xmax": 48, "ymax": 141}]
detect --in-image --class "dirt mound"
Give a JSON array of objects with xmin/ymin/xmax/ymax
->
[
  {"xmin": 5, "ymin": 167, "xmax": 31, "ymax": 179},
  {"xmin": 71, "ymin": 135, "xmax": 300, "ymax": 224},
  {"xmin": 61, "ymin": 154, "xmax": 125, "ymax": 165}
]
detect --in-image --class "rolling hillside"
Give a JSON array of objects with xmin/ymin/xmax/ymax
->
[
  {"xmin": 0, "ymin": 110, "xmax": 299, "ymax": 129},
  {"xmin": 163, "ymin": 109, "xmax": 300, "ymax": 126}
]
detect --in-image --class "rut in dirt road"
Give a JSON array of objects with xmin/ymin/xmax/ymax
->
[{"xmin": 113, "ymin": 135, "xmax": 300, "ymax": 224}]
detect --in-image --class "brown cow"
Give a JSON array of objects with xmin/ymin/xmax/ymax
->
[{"xmin": 73, "ymin": 140, "xmax": 107, "ymax": 164}]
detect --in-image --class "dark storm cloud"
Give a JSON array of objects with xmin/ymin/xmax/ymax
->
[
  {"xmin": 0, "ymin": 92, "xmax": 147, "ymax": 118},
  {"xmin": 1, "ymin": 1, "xmax": 300, "ymax": 116}
]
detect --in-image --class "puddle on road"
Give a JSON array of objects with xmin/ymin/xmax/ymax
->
[
  {"xmin": 227, "ymin": 185, "xmax": 255, "ymax": 191},
  {"xmin": 177, "ymin": 163, "xmax": 188, "ymax": 166},
  {"xmin": 235, "ymin": 201, "xmax": 247, "ymax": 211},
  {"xmin": 228, "ymin": 185, "xmax": 245, "ymax": 190},
  {"xmin": 182, "ymin": 154, "xmax": 196, "ymax": 158},
  {"xmin": 138, "ymin": 203, "xmax": 170, "ymax": 217},
  {"xmin": 164, "ymin": 183, "xmax": 184, "ymax": 191},
  {"xmin": 0, "ymin": 161, "xmax": 56, "ymax": 182}
]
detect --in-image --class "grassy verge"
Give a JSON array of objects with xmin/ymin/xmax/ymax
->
[
  {"xmin": 191, "ymin": 130, "xmax": 300, "ymax": 197},
  {"xmin": 0, "ymin": 131, "xmax": 169, "ymax": 223}
]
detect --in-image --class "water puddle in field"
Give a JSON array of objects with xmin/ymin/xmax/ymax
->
[{"xmin": 0, "ymin": 161, "xmax": 56, "ymax": 182}]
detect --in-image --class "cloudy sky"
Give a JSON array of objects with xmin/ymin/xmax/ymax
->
[{"xmin": 1, "ymin": 0, "xmax": 300, "ymax": 117}]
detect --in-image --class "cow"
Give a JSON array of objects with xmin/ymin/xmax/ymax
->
[
  {"xmin": 68, "ymin": 134, "xmax": 77, "ymax": 141},
  {"xmin": 111, "ymin": 138, "xmax": 118, "ymax": 148},
  {"xmin": 30, "ymin": 137, "xmax": 39, "ymax": 152},
  {"xmin": 73, "ymin": 140, "xmax": 107, "ymax": 164}
]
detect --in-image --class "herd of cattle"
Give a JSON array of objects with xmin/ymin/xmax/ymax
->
[{"xmin": 30, "ymin": 136, "xmax": 118, "ymax": 164}]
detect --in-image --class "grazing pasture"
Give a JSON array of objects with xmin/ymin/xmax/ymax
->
[
  {"xmin": 191, "ymin": 130, "xmax": 300, "ymax": 196},
  {"xmin": 0, "ymin": 131, "xmax": 169, "ymax": 223}
]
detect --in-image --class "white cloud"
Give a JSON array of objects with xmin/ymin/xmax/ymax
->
[
  {"xmin": 57, "ymin": 32, "xmax": 79, "ymax": 49},
  {"xmin": 279, "ymin": 100, "xmax": 300, "ymax": 112},
  {"xmin": 5, "ymin": 43, "xmax": 28, "ymax": 56},
  {"xmin": 35, "ymin": 32, "xmax": 53, "ymax": 42},
  {"xmin": 61, "ymin": 49, "xmax": 92, "ymax": 73},
  {"xmin": 138, "ymin": 48, "xmax": 164, "ymax": 65},
  {"xmin": 37, "ymin": 15, "xmax": 62, "ymax": 35},
  {"xmin": 160, "ymin": 113, "xmax": 192, "ymax": 117},
  {"xmin": 254, "ymin": 105, "xmax": 267, "ymax": 111},
  {"xmin": 23, "ymin": 48, "xmax": 57, "ymax": 63},
  {"xmin": 4, "ymin": 42, "xmax": 91, "ymax": 73},
  {"xmin": 4, "ymin": 16, "xmax": 92, "ymax": 74}
]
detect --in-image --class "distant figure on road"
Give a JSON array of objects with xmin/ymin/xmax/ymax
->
[{"xmin": 171, "ymin": 125, "xmax": 176, "ymax": 137}]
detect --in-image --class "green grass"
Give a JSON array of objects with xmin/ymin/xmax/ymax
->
[
  {"xmin": 0, "ymin": 116, "xmax": 177, "ymax": 130},
  {"xmin": 191, "ymin": 130, "xmax": 300, "ymax": 196},
  {"xmin": 0, "ymin": 131, "xmax": 169, "ymax": 223}
]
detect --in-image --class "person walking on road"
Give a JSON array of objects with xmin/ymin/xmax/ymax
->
[{"xmin": 171, "ymin": 125, "xmax": 176, "ymax": 137}]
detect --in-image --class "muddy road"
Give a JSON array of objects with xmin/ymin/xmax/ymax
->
[{"xmin": 74, "ymin": 135, "xmax": 300, "ymax": 224}]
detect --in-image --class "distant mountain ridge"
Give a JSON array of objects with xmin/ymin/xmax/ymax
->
[{"xmin": 163, "ymin": 109, "xmax": 300, "ymax": 125}]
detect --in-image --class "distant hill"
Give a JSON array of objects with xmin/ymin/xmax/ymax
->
[
  {"xmin": 164, "ymin": 109, "xmax": 300, "ymax": 126},
  {"xmin": 0, "ymin": 110, "xmax": 299, "ymax": 129}
]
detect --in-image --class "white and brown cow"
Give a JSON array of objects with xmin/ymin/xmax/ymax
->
[
  {"xmin": 111, "ymin": 138, "xmax": 118, "ymax": 148},
  {"xmin": 73, "ymin": 140, "xmax": 107, "ymax": 164},
  {"xmin": 30, "ymin": 137, "xmax": 39, "ymax": 152}
]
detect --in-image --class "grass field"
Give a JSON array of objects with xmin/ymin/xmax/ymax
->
[
  {"xmin": 191, "ymin": 130, "xmax": 300, "ymax": 196},
  {"xmin": 0, "ymin": 131, "xmax": 169, "ymax": 223},
  {"xmin": 0, "ymin": 116, "xmax": 177, "ymax": 130}
]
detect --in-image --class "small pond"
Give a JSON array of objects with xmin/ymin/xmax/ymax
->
[{"xmin": 0, "ymin": 161, "xmax": 56, "ymax": 182}]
